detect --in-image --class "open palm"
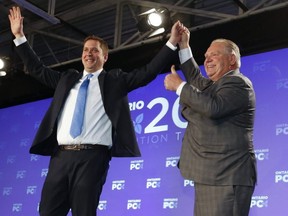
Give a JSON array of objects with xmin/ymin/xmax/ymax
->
[{"xmin": 8, "ymin": 6, "xmax": 24, "ymax": 38}]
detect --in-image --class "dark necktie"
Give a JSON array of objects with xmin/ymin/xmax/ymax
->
[{"xmin": 70, "ymin": 74, "xmax": 93, "ymax": 138}]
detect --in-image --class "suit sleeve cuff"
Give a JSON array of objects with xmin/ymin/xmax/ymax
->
[
  {"xmin": 176, "ymin": 81, "xmax": 187, "ymax": 96},
  {"xmin": 179, "ymin": 47, "xmax": 193, "ymax": 64},
  {"xmin": 13, "ymin": 36, "xmax": 27, "ymax": 47},
  {"xmin": 166, "ymin": 41, "xmax": 177, "ymax": 51}
]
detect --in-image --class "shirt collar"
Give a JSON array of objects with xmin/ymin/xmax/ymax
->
[{"xmin": 83, "ymin": 69, "xmax": 103, "ymax": 78}]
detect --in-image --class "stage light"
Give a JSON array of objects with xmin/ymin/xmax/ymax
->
[
  {"xmin": 147, "ymin": 12, "xmax": 163, "ymax": 28},
  {"xmin": 0, "ymin": 58, "xmax": 4, "ymax": 70},
  {"xmin": 0, "ymin": 58, "xmax": 7, "ymax": 77},
  {"xmin": 136, "ymin": 8, "xmax": 172, "ymax": 36},
  {"xmin": 0, "ymin": 57, "xmax": 11, "ymax": 77},
  {"xmin": 0, "ymin": 71, "xmax": 7, "ymax": 77}
]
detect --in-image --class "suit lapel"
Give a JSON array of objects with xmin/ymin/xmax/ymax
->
[{"xmin": 98, "ymin": 70, "xmax": 106, "ymax": 101}]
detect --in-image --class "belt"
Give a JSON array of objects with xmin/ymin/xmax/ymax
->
[{"xmin": 59, "ymin": 144, "xmax": 108, "ymax": 151}]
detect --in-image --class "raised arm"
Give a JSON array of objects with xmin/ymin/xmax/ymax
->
[
  {"xmin": 8, "ymin": 6, "xmax": 25, "ymax": 39},
  {"xmin": 168, "ymin": 20, "xmax": 186, "ymax": 47},
  {"xmin": 178, "ymin": 25, "xmax": 190, "ymax": 50}
]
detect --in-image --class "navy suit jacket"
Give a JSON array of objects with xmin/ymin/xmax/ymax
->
[
  {"xmin": 178, "ymin": 57, "xmax": 257, "ymax": 186},
  {"xmin": 15, "ymin": 41, "xmax": 176, "ymax": 157}
]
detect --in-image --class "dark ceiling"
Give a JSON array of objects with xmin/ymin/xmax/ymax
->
[{"xmin": 0, "ymin": 0, "xmax": 288, "ymax": 108}]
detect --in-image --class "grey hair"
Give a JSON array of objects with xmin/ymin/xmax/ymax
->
[{"xmin": 211, "ymin": 38, "xmax": 241, "ymax": 68}]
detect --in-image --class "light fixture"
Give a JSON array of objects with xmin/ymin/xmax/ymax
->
[
  {"xmin": 136, "ymin": 8, "xmax": 172, "ymax": 37},
  {"xmin": 0, "ymin": 58, "xmax": 6, "ymax": 77},
  {"xmin": 147, "ymin": 12, "xmax": 163, "ymax": 28},
  {"xmin": 0, "ymin": 57, "xmax": 12, "ymax": 77},
  {"xmin": 0, "ymin": 71, "xmax": 7, "ymax": 77},
  {"xmin": 0, "ymin": 58, "xmax": 4, "ymax": 70}
]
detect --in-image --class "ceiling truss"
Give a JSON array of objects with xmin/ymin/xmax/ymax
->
[{"xmin": 1, "ymin": 0, "xmax": 286, "ymax": 69}]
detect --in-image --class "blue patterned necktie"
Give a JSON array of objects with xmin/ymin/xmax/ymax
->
[{"xmin": 70, "ymin": 74, "xmax": 93, "ymax": 138}]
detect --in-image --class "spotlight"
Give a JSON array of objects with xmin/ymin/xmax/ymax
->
[
  {"xmin": 0, "ymin": 57, "xmax": 13, "ymax": 77},
  {"xmin": 0, "ymin": 71, "xmax": 7, "ymax": 77},
  {"xmin": 136, "ymin": 8, "xmax": 172, "ymax": 36},
  {"xmin": 147, "ymin": 12, "xmax": 163, "ymax": 28},
  {"xmin": 0, "ymin": 58, "xmax": 7, "ymax": 77},
  {"xmin": 0, "ymin": 58, "xmax": 4, "ymax": 70}
]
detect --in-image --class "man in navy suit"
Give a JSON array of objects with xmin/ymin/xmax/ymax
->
[
  {"xmin": 164, "ymin": 26, "xmax": 257, "ymax": 215},
  {"xmin": 9, "ymin": 6, "xmax": 185, "ymax": 216}
]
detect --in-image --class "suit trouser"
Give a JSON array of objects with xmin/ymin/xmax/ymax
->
[
  {"xmin": 194, "ymin": 183, "xmax": 255, "ymax": 216},
  {"xmin": 39, "ymin": 146, "xmax": 111, "ymax": 216}
]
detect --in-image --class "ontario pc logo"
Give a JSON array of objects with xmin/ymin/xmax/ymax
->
[
  {"xmin": 275, "ymin": 170, "xmax": 288, "ymax": 183},
  {"xmin": 130, "ymin": 160, "xmax": 144, "ymax": 170},
  {"xmin": 146, "ymin": 178, "xmax": 161, "ymax": 189},
  {"xmin": 3, "ymin": 187, "xmax": 12, "ymax": 196},
  {"xmin": 276, "ymin": 123, "xmax": 288, "ymax": 136},
  {"xmin": 184, "ymin": 179, "xmax": 194, "ymax": 187},
  {"xmin": 98, "ymin": 200, "xmax": 107, "ymax": 211},
  {"xmin": 163, "ymin": 198, "xmax": 178, "ymax": 209},
  {"xmin": 165, "ymin": 156, "xmax": 179, "ymax": 168},
  {"xmin": 111, "ymin": 180, "xmax": 125, "ymax": 190},
  {"xmin": 127, "ymin": 199, "xmax": 141, "ymax": 210},
  {"xmin": 26, "ymin": 186, "xmax": 37, "ymax": 195},
  {"xmin": 255, "ymin": 149, "xmax": 269, "ymax": 161},
  {"xmin": 12, "ymin": 203, "xmax": 23, "ymax": 212},
  {"xmin": 250, "ymin": 196, "xmax": 268, "ymax": 208}
]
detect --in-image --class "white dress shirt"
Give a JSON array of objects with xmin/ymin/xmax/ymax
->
[
  {"xmin": 57, "ymin": 71, "xmax": 113, "ymax": 147},
  {"xmin": 14, "ymin": 36, "xmax": 179, "ymax": 147}
]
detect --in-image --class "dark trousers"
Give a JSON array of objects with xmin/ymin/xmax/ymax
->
[
  {"xmin": 39, "ymin": 146, "xmax": 111, "ymax": 216},
  {"xmin": 194, "ymin": 183, "xmax": 255, "ymax": 216}
]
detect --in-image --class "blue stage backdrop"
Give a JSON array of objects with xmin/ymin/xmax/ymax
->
[{"xmin": 0, "ymin": 48, "xmax": 288, "ymax": 216}]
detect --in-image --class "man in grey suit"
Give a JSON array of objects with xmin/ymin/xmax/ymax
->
[
  {"xmin": 164, "ymin": 26, "xmax": 257, "ymax": 215},
  {"xmin": 9, "ymin": 6, "xmax": 185, "ymax": 216}
]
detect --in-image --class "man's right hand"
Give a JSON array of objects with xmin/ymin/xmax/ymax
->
[
  {"xmin": 8, "ymin": 6, "xmax": 25, "ymax": 39},
  {"xmin": 168, "ymin": 20, "xmax": 185, "ymax": 47},
  {"xmin": 178, "ymin": 27, "xmax": 190, "ymax": 50}
]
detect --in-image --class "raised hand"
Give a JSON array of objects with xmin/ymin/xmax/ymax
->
[
  {"xmin": 8, "ymin": 6, "xmax": 24, "ymax": 38},
  {"xmin": 168, "ymin": 21, "xmax": 186, "ymax": 46},
  {"xmin": 164, "ymin": 65, "xmax": 183, "ymax": 91},
  {"xmin": 178, "ymin": 26, "xmax": 190, "ymax": 49}
]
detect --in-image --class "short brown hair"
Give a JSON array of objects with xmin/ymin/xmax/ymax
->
[{"xmin": 83, "ymin": 35, "xmax": 109, "ymax": 55}]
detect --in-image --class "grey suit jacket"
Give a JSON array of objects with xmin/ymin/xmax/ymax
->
[
  {"xmin": 15, "ymin": 41, "xmax": 177, "ymax": 157},
  {"xmin": 178, "ymin": 57, "xmax": 257, "ymax": 186}
]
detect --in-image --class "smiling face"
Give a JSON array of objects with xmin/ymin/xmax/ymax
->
[
  {"xmin": 204, "ymin": 41, "xmax": 237, "ymax": 81},
  {"xmin": 81, "ymin": 39, "xmax": 108, "ymax": 72}
]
